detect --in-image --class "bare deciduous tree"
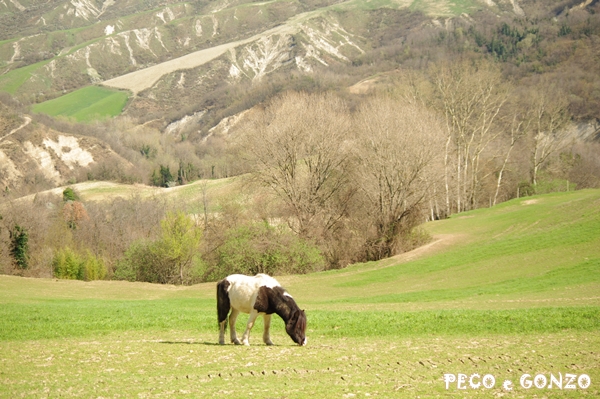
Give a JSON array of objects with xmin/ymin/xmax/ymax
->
[
  {"xmin": 493, "ymin": 89, "xmax": 533, "ymax": 205},
  {"xmin": 493, "ymin": 114, "xmax": 527, "ymax": 205},
  {"xmin": 353, "ymin": 96, "xmax": 444, "ymax": 259},
  {"xmin": 239, "ymin": 92, "xmax": 354, "ymax": 239},
  {"xmin": 432, "ymin": 59, "xmax": 509, "ymax": 212},
  {"xmin": 527, "ymin": 82, "xmax": 571, "ymax": 187}
]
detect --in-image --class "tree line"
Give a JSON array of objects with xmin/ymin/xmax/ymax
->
[
  {"xmin": 231, "ymin": 68, "xmax": 598, "ymax": 266},
  {"xmin": 2, "ymin": 2, "xmax": 600, "ymax": 282},
  {"xmin": 2, "ymin": 60, "xmax": 599, "ymax": 281}
]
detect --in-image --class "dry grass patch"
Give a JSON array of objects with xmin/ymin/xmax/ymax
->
[{"xmin": 1, "ymin": 331, "xmax": 598, "ymax": 398}]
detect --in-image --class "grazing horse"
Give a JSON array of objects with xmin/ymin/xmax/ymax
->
[{"xmin": 217, "ymin": 273, "xmax": 307, "ymax": 346}]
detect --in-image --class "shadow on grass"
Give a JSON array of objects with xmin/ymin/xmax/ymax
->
[
  {"xmin": 159, "ymin": 340, "xmax": 294, "ymax": 347},
  {"xmin": 159, "ymin": 340, "xmax": 220, "ymax": 346}
]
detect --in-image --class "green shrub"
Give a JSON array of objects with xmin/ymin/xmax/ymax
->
[
  {"xmin": 9, "ymin": 224, "xmax": 29, "ymax": 270},
  {"xmin": 52, "ymin": 248, "xmax": 107, "ymax": 281},
  {"xmin": 113, "ymin": 211, "xmax": 203, "ymax": 285},
  {"xmin": 80, "ymin": 251, "xmax": 107, "ymax": 281},
  {"xmin": 187, "ymin": 256, "xmax": 208, "ymax": 284},
  {"xmin": 517, "ymin": 181, "xmax": 534, "ymax": 197},
  {"xmin": 62, "ymin": 187, "xmax": 79, "ymax": 202},
  {"xmin": 113, "ymin": 241, "xmax": 159, "ymax": 283},
  {"xmin": 207, "ymin": 222, "xmax": 325, "ymax": 281},
  {"xmin": 113, "ymin": 249, "xmax": 138, "ymax": 282},
  {"xmin": 52, "ymin": 247, "xmax": 82, "ymax": 280},
  {"xmin": 150, "ymin": 165, "xmax": 175, "ymax": 187},
  {"xmin": 535, "ymin": 178, "xmax": 576, "ymax": 194}
]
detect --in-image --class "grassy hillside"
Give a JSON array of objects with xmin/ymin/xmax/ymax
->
[
  {"xmin": 295, "ymin": 190, "xmax": 600, "ymax": 310},
  {"xmin": 16, "ymin": 178, "xmax": 240, "ymax": 211},
  {"xmin": 0, "ymin": 60, "xmax": 48, "ymax": 94},
  {"xmin": 31, "ymin": 86, "xmax": 129, "ymax": 122},
  {"xmin": 1, "ymin": 189, "xmax": 598, "ymax": 397}
]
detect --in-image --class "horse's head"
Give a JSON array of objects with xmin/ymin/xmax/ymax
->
[{"xmin": 286, "ymin": 309, "xmax": 307, "ymax": 346}]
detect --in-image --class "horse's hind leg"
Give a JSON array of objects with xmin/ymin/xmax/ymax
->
[
  {"xmin": 262, "ymin": 314, "xmax": 274, "ymax": 346},
  {"xmin": 229, "ymin": 308, "xmax": 242, "ymax": 345},
  {"xmin": 219, "ymin": 318, "xmax": 227, "ymax": 345},
  {"xmin": 217, "ymin": 279, "xmax": 231, "ymax": 345}
]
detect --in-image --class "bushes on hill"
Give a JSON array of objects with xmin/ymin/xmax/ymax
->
[
  {"xmin": 52, "ymin": 247, "xmax": 107, "ymax": 281},
  {"xmin": 204, "ymin": 222, "xmax": 325, "ymax": 282},
  {"xmin": 9, "ymin": 224, "xmax": 29, "ymax": 270},
  {"xmin": 114, "ymin": 211, "xmax": 204, "ymax": 284},
  {"xmin": 151, "ymin": 165, "xmax": 176, "ymax": 188},
  {"xmin": 62, "ymin": 187, "xmax": 79, "ymax": 202},
  {"xmin": 112, "ymin": 211, "xmax": 325, "ymax": 284}
]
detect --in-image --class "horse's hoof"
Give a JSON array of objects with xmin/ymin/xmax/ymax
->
[
  {"xmin": 264, "ymin": 341, "xmax": 274, "ymax": 346},
  {"xmin": 232, "ymin": 339, "xmax": 242, "ymax": 345}
]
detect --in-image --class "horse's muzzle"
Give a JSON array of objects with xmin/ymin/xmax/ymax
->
[{"xmin": 300, "ymin": 337, "xmax": 308, "ymax": 346}]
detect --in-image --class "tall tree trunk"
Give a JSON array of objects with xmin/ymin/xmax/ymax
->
[
  {"xmin": 494, "ymin": 144, "xmax": 513, "ymax": 206},
  {"xmin": 444, "ymin": 134, "xmax": 452, "ymax": 215}
]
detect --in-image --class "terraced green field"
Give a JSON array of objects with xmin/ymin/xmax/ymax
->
[
  {"xmin": 31, "ymin": 86, "xmax": 129, "ymax": 122},
  {"xmin": 1, "ymin": 189, "xmax": 598, "ymax": 397},
  {"xmin": 0, "ymin": 60, "xmax": 50, "ymax": 94}
]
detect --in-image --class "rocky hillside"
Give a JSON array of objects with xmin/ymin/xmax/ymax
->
[
  {"xmin": 0, "ymin": 104, "xmax": 131, "ymax": 193},
  {"xmin": 1, "ymin": 0, "xmax": 599, "ymax": 196},
  {"xmin": 0, "ymin": 1, "xmax": 522, "ymax": 115},
  {"xmin": 0, "ymin": 0, "xmax": 330, "ymax": 99}
]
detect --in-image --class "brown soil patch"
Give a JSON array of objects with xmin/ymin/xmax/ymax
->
[
  {"xmin": 522, "ymin": 199, "xmax": 539, "ymax": 205},
  {"xmin": 390, "ymin": 233, "xmax": 464, "ymax": 263}
]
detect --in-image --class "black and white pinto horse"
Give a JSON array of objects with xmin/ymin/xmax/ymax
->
[{"xmin": 217, "ymin": 274, "xmax": 307, "ymax": 346}]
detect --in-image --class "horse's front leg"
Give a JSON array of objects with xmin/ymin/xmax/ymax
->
[
  {"xmin": 262, "ymin": 314, "xmax": 274, "ymax": 346},
  {"xmin": 241, "ymin": 310, "xmax": 260, "ymax": 346},
  {"xmin": 229, "ymin": 308, "xmax": 242, "ymax": 345}
]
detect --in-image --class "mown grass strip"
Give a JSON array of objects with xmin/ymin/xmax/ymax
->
[
  {"xmin": 309, "ymin": 307, "xmax": 600, "ymax": 337},
  {"xmin": 336, "ymin": 257, "xmax": 600, "ymax": 302},
  {"xmin": 1, "ymin": 298, "xmax": 597, "ymax": 341},
  {"xmin": 0, "ymin": 299, "xmax": 214, "ymax": 341},
  {"xmin": 32, "ymin": 85, "xmax": 129, "ymax": 122}
]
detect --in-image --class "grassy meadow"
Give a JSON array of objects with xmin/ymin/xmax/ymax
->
[
  {"xmin": 31, "ymin": 86, "xmax": 129, "ymax": 123},
  {"xmin": 1, "ymin": 189, "xmax": 599, "ymax": 397}
]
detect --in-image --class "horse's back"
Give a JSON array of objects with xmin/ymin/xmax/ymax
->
[
  {"xmin": 254, "ymin": 273, "xmax": 281, "ymax": 288},
  {"xmin": 226, "ymin": 273, "xmax": 281, "ymax": 289},
  {"xmin": 224, "ymin": 274, "xmax": 281, "ymax": 314}
]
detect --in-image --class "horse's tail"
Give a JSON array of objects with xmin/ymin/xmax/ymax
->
[{"xmin": 216, "ymin": 278, "xmax": 231, "ymax": 325}]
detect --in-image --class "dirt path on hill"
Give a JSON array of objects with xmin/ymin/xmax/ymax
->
[
  {"xmin": 0, "ymin": 116, "xmax": 31, "ymax": 142},
  {"xmin": 101, "ymin": 5, "xmax": 330, "ymax": 94},
  {"xmin": 282, "ymin": 233, "xmax": 464, "ymax": 286},
  {"xmin": 390, "ymin": 233, "xmax": 464, "ymax": 263},
  {"xmin": 101, "ymin": 0, "xmax": 470, "ymax": 95}
]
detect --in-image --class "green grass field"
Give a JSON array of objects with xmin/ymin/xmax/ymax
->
[
  {"xmin": 408, "ymin": 0, "xmax": 481, "ymax": 15},
  {"xmin": 1, "ymin": 190, "xmax": 599, "ymax": 397},
  {"xmin": 31, "ymin": 86, "xmax": 129, "ymax": 123},
  {"xmin": 0, "ymin": 60, "xmax": 50, "ymax": 94}
]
